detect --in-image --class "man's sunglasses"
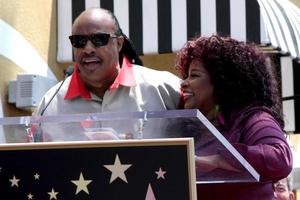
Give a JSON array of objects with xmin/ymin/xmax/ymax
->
[{"xmin": 69, "ymin": 33, "xmax": 118, "ymax": 48}]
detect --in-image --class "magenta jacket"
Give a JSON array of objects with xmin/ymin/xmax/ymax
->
[{"xmin": 196, "ymin": 105, "xmax": 293, "ymax": 199}]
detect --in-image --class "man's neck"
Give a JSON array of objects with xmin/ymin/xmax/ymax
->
[{"xmin": 85, "ymin": 81, "xmax": 113, "ymax": 99}]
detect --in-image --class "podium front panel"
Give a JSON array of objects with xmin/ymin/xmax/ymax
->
[{"xmin": 0, "ymin": 138, "xmax": 196, "ymax": 199}]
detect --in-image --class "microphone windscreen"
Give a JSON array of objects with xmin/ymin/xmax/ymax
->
[{"xmin": 64, "ymin": 65, "xmax": 74, "ymax": 76}]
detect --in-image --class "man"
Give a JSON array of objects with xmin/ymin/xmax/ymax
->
[
  {"xmin": 273, "ymin": 177, "xmax": 295, "ymax": 200},
  {"xmin": 34, "ymin": 8, "xmax": 181, "ymax": 141}
]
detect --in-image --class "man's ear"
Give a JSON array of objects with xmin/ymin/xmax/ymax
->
[{"xmin": 117, "ymin": 36, "xmax": 124, "ymax": 52}]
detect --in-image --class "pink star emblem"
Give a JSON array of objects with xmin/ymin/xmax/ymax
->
[{"xmin": 155, "ymin": 167, "xmax": 166, "ymax": 179}]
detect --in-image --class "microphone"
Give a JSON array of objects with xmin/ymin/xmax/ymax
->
[{"xmin": 34, "ymin": 65, "xmax": 74, "ymax": 142}]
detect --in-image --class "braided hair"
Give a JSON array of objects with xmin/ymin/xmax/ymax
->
[{"xmin": 105, "ymin": 9, "xmax": 143, "ymax": 66}]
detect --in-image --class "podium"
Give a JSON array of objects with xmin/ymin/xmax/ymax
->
[{"xmin": 0, "ymin": 109, "xmax": 259, "ymax": 199}]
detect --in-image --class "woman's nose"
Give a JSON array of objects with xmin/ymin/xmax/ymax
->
[{"xmin": 181, "ymin": 79, "xmax": 189, "ymax": 87}]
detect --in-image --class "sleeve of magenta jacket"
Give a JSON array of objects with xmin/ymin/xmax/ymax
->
[{"xmin": 232, "ymin": 112, "xmax": 293, "ymax": 182}]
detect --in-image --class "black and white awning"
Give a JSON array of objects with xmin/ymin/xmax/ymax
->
[
  {"xmin": 57, "ymin": 0, "xmax": 266, "ymax": 62},
  {"xmin": 57, "ymin": 0, "xmax": 300, "ymax": 61}
]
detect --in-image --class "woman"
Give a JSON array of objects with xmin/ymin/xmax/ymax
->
[{"xmin": 176, "ymin": 35, "xmax": 292, "ymax": 199}]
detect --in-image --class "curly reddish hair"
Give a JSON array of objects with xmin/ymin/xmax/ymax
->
[{"xmin": 175, "ymin": 35, "xmax": 283, "ymax": 128}]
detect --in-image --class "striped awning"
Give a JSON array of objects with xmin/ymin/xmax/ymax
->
[
  {"xmin": 57, "ymin": 0, "xmax": 300, "ymax": 62},
  {"xmin": 57, "ymin": 0, "xmax": 266, "ymax": 62}
]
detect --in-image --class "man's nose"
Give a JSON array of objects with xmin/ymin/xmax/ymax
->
[{"xmin": 83, "ymin": 40, "xmax": 96, "ymax": 54}]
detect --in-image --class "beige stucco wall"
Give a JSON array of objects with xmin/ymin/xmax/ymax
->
[
  {"xmin": 0, "ymin": 0, "xmax": 61, "ymax": 116},
  {"xmin": 291, "ymin": 0, "xmax": 300, "ymax": 7}
]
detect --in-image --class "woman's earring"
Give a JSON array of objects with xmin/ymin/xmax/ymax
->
[
  {"xmin": 214, "ymin": 105, "xmax": 220, "ymax": 119},
  {"xmin": 214, "ymin": 105, "xmax": 225, "ymax": 125}
]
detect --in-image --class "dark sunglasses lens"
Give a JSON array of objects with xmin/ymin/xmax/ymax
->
[
  {"xmin": 91, "ymin": 33, "xmax": 111, "ymax": 47},
  {"xmin": 69, "ymin": 35, "xmax": 88, "ymax": 48}
]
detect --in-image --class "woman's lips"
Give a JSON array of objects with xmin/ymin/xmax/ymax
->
[{"xmin": 182, "ymin": 91, "xmax": 194, "ymax": 101}]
